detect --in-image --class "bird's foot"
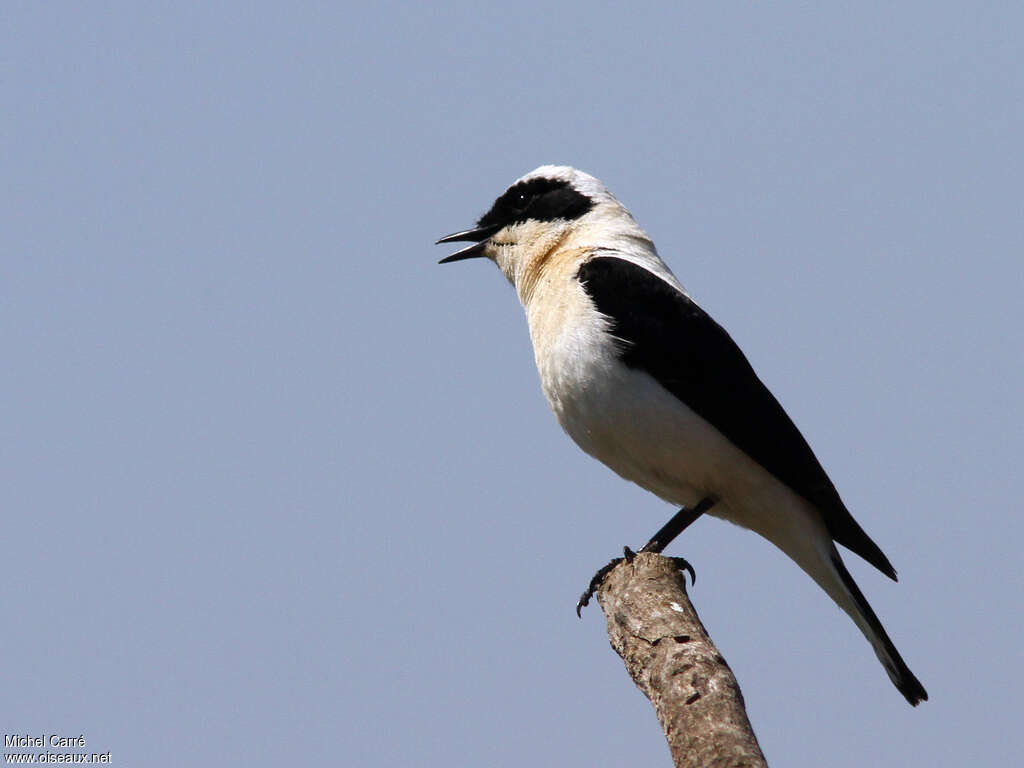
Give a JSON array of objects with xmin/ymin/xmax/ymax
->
[
  {"xmin": 575, "ymin": 548, "xmax": 697, "ymax": 616},
  {"xmin": 575, "ymin": 546, "xmax": 636, "ymax": 617}
]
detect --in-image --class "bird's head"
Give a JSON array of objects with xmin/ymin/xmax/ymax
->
[{"xmin": 436, "ymin": 166, "xmax": 652, "ymax": 293}]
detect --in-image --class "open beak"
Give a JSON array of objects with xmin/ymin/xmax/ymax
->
[{"xmin": 436, "ymin": 223, "xmax": 502, "ymax": 264}]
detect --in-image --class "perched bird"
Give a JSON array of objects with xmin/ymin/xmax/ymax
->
[{"xmin": 436, "ymin": 165, "xmax": 927, "ymax": 705}]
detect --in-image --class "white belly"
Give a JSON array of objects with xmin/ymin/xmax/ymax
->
[{"xmin": 545, "ymin": 341, "xmax": 729, "ymax": 510}]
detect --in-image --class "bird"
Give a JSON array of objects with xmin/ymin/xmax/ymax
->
[{"xmin": 436, "ymin": 165, "xmax": 927, "ymax": 706}]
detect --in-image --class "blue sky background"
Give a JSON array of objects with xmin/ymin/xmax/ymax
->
[{"xmin": 4, "ymin": 2, "xmax": 1022, "ymax": 766}]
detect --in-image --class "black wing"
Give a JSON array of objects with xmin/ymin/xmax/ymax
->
[{"xmin": 577, "ymin": 256, "xmax": 896, "ymax": 580}]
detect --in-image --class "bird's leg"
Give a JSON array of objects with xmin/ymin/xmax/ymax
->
[
  {"xmin": 639, "ymin": 496, "xmax": 717, "ymax": 554},
  {"xmin": 576, "ymin": 497, "xmax": 716, "ymax": 617}
]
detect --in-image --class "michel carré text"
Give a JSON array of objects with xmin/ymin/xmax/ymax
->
[{"xmin": 5, "ymin": 734, "xmax": 86, "ymax": 748}]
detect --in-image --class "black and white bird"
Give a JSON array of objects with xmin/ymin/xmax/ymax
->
[{"xmin": 436, "ymin": 165, "xmax": 927, "ymax": 706}]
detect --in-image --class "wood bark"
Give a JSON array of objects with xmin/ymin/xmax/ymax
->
[{"xmin": 595, "ymin": 551, "xmax": 768, "ymax": 768}]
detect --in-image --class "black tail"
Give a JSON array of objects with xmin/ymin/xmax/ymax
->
[{"xmin": 830, "ymin": 548, "xmax": 928, "ymax": 706}]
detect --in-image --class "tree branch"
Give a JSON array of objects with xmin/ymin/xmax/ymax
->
[{"xmin": 595, "ymin": 551, "xmax": 768, "ymax": 768}]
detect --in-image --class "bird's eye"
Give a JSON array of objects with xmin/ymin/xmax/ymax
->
[{"xmin": 513, "ymin": 191, "xmax": 531, "ymax": 209}]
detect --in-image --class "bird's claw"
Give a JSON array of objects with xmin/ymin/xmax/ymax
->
[
  {"xmin": 670, "ymin": 556, "xmax": 697, "ymax": 586},
  {"xmin": 575, "ymin": 547, "xmax": 642, "ymax": 616}
]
